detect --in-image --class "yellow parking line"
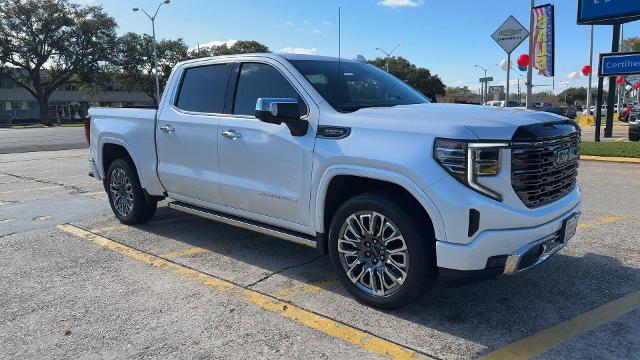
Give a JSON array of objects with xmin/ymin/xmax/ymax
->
[
  {"xmin": 577, "ymin": 214, "xmax": 637, "ymax": 231},
  {"xmin": 481, "ymin": 289, "xmax": 640, "ymax": 360},
  {"xmin": 0, "ymin": 186, "xmax": 61, "ymax": 194},
  {"xmin": 580, "ymin": 155, "xmax": 640, "ymax": 164},
  {"xmin": 57, "ymin": 224, "xmax": 426, "ymax": 360},
  {"xmin": 614, "ymin": 137, "xmax": 625, "ymax": 142},
  {"xmin": 273, "ymin": 278, "xmax": 340, "ymax": 301}
]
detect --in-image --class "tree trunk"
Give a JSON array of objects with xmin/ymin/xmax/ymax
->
[{"xmin": 38, "ymin": 95, "xmax": 50, "ymax": 126}]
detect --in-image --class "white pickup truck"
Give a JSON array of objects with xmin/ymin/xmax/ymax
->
[{"xmin": 87, "ymin": 53, "xmax": 581, "ymax": 308}]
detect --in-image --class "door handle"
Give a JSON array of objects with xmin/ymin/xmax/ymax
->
[
  {"xmin": 159, "ymin": 125, "xmax": 175, "ymax": 134},
  {"xmin": 221, "ymin": 130, "xmax": 241, "ymax": 140}
]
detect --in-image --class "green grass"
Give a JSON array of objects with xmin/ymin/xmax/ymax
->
[{"xmin": 580, "ymin": 141, "xmax": 640, "ymax": 158}]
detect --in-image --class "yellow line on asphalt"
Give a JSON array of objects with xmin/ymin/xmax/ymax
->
[
  {"xmin": 481, "ymin": 290, "xmax": 640, "ymax": 360},
  {"xmin": 273, "ymin": 278, "xmax": 340, "ymax": 301},
  {"xmin": 577, "ymin": 214, "xmax": 637, "ymax": 231},
  {"xmin": 0, "ymin": 186, "xmax": 61, "ymax": 194},
  {"xmin": 56, "ymin": 224, "xmax": 425, "ymax": 360},
  {"xmin": 614, "ymin": 137, "xmax": 625, "ymax": 142},
  {"xmin": 580, "ymin": 155, "xmax": 640, "ymax": 164}
]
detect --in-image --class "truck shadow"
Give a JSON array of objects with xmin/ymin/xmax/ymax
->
[{"xmin": 131, "ymin": 205, "xmax": 639, "ymax": 357}]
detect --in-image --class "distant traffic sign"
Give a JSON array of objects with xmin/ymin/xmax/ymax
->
[
  {"xmin": 489, "ymin": 86, "xmax": 504, "ymax": 94},
  {"xmin": 479, "ymin": 77, "xmax": 494, "ymax": 83},
  {"xmin": 491, "ymin": 16, "xmax": 529, "ymax": 54},
  {"xmin": 599, "ymin": 52, "xmax": 640, "ymax": 77}
]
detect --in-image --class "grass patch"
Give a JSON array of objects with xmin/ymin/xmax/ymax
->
[{"xmin": 580, "ymin": 141, "xmax": 640, "ymax": 158}]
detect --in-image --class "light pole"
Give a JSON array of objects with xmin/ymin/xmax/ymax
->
[
  {"xmin": 375, "ymin": 43, "xmax": 404, "ymax": 72},
  {"xmin": 560, "ymin": 81, "xmax": 571, "ymax": 105},
  {"xmin": 475, "ymin": 64, "xmax": 496, "ymax": 104},
  {"xmin": 133, "ymin": 0, "xmax": 170, "ymax": 104}
]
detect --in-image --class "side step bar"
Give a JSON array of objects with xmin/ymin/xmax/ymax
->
[{"xmin": 168, "ymin": 201, "xmax": 317, "ymax": 249}]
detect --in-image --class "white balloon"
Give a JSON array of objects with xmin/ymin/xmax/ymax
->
[
  {"xmin": 500, "ymin": 59, "xmax": 510, "ymax": 71},
  {"xmin": 626, "ymin": 84, "xmax": 633, "ymax": 91},
  {"xmin": 568, "ymin": 72, "xmax": 580, "ymax": 80}
]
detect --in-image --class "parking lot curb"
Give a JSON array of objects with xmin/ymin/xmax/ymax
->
[{"xmin": 580, "ymin": 156, "xmax": 640, "ymax": 164}]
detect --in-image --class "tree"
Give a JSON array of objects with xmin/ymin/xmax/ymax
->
[
  {"xmin": 0, "ymin": 0, "xmax": 117, "ymax": 124},
  {"xmin": 446, "ymin": 86, "xmax": 475, "ymax": 96},
  {"xmin": 622, "ymin": 37, "xmax": 640, "ymax": 52},
  {"xmin": 115, "ymin": 32, "xmax": 188, "ymax": 105},
  {"xmin": 188, "ymin": 40, "xmax": 269, "ymax": 59},
  {"xmin": 368, "ymin": 56, "xmax": 446, "ymax": 98}
]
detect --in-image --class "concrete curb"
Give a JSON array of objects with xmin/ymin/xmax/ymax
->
[{"xmin": 581, "ymin": 155, "xmax": 640, "ymax": 164}]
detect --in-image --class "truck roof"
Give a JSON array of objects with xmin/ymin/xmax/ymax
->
[{"xmin": 177, "ymin": 53, "xmax": 360, "ymax": 67}]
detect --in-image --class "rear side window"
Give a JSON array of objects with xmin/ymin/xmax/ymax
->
[
  {"xmin": 175, "ymin": 64, "xmax": 230, "ymax": 113},
  {"xmin": 233, "ymin": 63, "xmax": 306, "ymax": 116}
]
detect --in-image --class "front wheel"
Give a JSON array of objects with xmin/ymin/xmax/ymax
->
[
  {"xmin": 106, "ymin": 158, "xmax": 157, "ymax": 224},
  {"xmin": 328, "ymin": 193, "xmax": 436, "ymax": 309}
]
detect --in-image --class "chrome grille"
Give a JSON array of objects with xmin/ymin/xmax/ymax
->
[{"xmin": 511, "ymin": 134, "xmax": 579, "ymax": 208}]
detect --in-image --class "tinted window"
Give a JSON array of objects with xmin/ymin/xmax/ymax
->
[
  {"xmin": 233, "ymin": 63, "xmax": 304, "ymax": 116},
  {"xmin": 176, "ymin": 64, "xmax": 230, "ymax": 113},
  {"xmin": 290, "ymin": 60, "xmax": 428, "ymax": 113}
]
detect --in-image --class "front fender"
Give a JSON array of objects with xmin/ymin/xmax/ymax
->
[{"xmin": 313, "ymin": 165, "xmax": 446, "ymax": 241}]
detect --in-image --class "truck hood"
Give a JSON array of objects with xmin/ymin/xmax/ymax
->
[{"xmin": 345, "ymin": 103, "xmax": 566, "ymax": 140}]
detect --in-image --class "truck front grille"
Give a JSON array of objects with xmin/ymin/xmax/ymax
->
[{"xmin": 511, "ymin": 134, "xmax": 579, "ymax": 208}]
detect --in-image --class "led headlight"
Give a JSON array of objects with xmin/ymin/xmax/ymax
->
[{"xmin": 434, "ymin": 139, "xmax": 508, "ymax": 201}]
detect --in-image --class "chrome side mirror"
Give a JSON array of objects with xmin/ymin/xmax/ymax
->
[{"xmin": 255, "ymin": 98, "xmax": 308, "ymax": 136}]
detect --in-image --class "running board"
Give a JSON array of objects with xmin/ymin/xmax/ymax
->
[{"xmin": 168, "ymin": 201, "xmax": 317, "ymax": 249}]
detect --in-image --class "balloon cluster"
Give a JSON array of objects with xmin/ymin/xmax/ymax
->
[
  {"xmin": 616, "ymin": 76, "xmax": 625, "ymax": 85},
  {"xmin": 516, "ymin": 54, "xmax": 529, "ymax": 71},
  {"xmin": 636, "ymin": 82, "xmax": 640, "ymax": 90},
  {"xmin": 582, "ymin": 65, "xmax": 592, "ymax": 76}
]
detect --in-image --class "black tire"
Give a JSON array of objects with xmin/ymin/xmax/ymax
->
[
  {"xmin": 328, "ymin": 192, "xmax": 436, "ymax": 309},
  {"xmin": 629, "ymin": 132, "xmax": 639, "ymax": 142},
  {"xmin": 106, "ymin": 158, "xmax": 157, "ymax": 224}
]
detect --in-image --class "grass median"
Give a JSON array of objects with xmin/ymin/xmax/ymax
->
[{"xmin": 580, "ymin": 141, "xmax": 640, "ymax": 158}]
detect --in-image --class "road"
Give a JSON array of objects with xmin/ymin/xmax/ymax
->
[
  {"xmin": 1, "ymin": 149, "xmax": 640, "ymax": 359},
  {"xmin": 580, "ymin": 124, "xmax": 629, "ymax": 142},
  {"xmin": 0, "ymin": 126, "xmax": 87, "ymax": 154}
]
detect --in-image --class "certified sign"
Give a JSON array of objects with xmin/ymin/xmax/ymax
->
[
  {"xmin": 599, "ymin": 52, "xmax": 640, "ymax": 77},
  {"xmin": 492, "ymin": 16, "xmax": 530, "ymax": 54}
]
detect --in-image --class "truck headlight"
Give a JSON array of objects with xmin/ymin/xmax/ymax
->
[{"xmin": 434, "ymin": 139, "xmax": 508, "ymax": 201}]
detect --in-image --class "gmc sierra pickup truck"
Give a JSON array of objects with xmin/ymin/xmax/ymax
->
[{"xmin": 87, "ymin": 53, "xmax": 581, "ymax": 308}]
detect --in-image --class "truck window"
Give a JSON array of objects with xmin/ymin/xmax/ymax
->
[
  {"xmin": 175, "ymin": 64, "xmax": 230, "ymax": 114},
  {"xmin": 233, "ymin": 63, "xmax": 306, "ymax": 116}
]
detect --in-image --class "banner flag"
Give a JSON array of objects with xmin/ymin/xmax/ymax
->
[{"xmin": 533, "ymin": 4, "xmax": 555, "ymax": 77}]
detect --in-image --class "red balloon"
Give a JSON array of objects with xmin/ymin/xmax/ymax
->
[
  {"xmin": 616, "ymin": 76, "xmax": 625, "ymax": 85},
  {"xmin": 517, "ymin": 54, "xmax": 530, "ymax": 67},
  {"xmin": 635, "ymin": 82, "xmax": 640, "ymax": 89},
  {"xmin": 582, "ymin": 65, "xmax": 592, "ymax": 76}
]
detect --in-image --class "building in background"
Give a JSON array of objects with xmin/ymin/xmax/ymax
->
[{"xmin": 0, "ymin": 69, "xmax": 153, "ymax": 126}]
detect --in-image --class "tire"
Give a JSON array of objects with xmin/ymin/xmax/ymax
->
[
  {"xmin": 328, "ymin": 192, "xmax": 436, "ymax": 309},
  {"xmin": 106, "ymin": 158, "xmax": 157, "ymax": 224},
  {"xmin": 630, "ymin": 132, "xmax": 639, "ymax": 142}
]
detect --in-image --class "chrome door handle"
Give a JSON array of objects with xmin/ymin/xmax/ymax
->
[
  {"xmin": 159, "ymin": 125, "xmax": 175, "ymax": 134},
  {"xmin": 221, "ymin": 130, "xmax": 241, "ymax": 140}
]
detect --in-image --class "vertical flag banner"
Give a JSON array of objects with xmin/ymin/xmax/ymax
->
[{"xmin": 533, "ymin": 4, "xmax": 554, "ymax": 77}]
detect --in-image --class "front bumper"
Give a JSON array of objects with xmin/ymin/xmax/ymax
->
[{"xmin": 436, "ymin": 201, "xmax": 581, "ymax": 272}]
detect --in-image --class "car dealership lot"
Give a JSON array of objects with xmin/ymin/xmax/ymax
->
[{"xmin": 1, "ymin": 149, "xmax": 640, "ymax": 359}]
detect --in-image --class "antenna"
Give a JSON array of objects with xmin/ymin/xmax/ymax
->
[{"xmin": 338, "ymin": 6, "xmax": 341, "ymax": 83}]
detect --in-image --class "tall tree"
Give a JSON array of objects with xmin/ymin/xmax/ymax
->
[
  {"xmin": 0, "ymin": 0, "xmax": 117, "ymax": 124},
  {"xmin": 622, "ymin": 37, "xmax": 640, "ymax": 52},
  {"xmin": 446, "ymin": 86, "xmax": 475, "ymax": 96},
  {"xmin": 188, "ymin": 40, "xmax": 269, "ymax": 59},
  {"xmin": 115, "ymin": 32, "xmax": 188, "ymax": 105},
  {"xmin": 368, "ymin": 56, "xmax": 446, "ymax": 99}
]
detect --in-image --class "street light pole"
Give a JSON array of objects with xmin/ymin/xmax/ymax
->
[
  {"xmin": 133, "ymin": 0, "xmax": 170, "ymax": 105},
  {"xmin": 475, "ymin": 65, "xmax": 488, "ymax": 104},
  {"xmin": 375, "ymin": 43, "xmax": 404, "ymax": 73}
]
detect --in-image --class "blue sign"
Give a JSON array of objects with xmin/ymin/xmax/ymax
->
[
  {"xmin": 578, "ymin": 0, "xmax": 640, "ymax": 24},
  {"xmin": 599, "ymin": 52, "xmax": 640, "ymax": 77}
]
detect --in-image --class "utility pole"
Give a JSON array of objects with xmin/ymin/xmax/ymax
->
[
  {"xmin": 586, "ymin": 25, "xmax": 594, "ymax": 115},
  {"xmin": 526, "ymin": 0, "xmax": 535, "ymax": 109},
  {"xmin": 617, "ymin": 24, "xmax": 625, "ymax": 114},
  {"xmin": 133, "ymin": 0, "xmax": 170, "ymax": 105},
  {"xmin": 605, "ymin": 24, "xmax": 621, "ymax": 137},
  {"xmin": 375, "ymin": 44, "xmax": 404, "ymax": 73}
]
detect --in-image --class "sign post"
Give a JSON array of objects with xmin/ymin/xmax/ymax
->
[
  {"xmin": 492, "ymin": 16, "xmax": 529, "ymax": 106},
  {"xmin": 479, "ymin": 77, "xmax": 494, "ymax": 103}
]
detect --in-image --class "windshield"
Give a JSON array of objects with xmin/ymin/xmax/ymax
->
[{"xmin": 289, "ymin": 60, "xmax": 429, "ymax": 113}]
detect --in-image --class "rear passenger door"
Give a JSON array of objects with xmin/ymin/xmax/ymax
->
[{"xmin": 156, "ymin": 62, "xmax": 231, "ymax": 205}]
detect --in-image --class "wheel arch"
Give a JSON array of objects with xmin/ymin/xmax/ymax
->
[
  {"xmin": 314, "ymin": 167, "xmax": 446, "ymax": 252},
  {"xmin": 99, "ymin": 137, "xmax": 147, "ymax": 190}
]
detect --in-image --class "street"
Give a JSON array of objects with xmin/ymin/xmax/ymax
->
[
  {"xmin": 1, "ymin": 147, "xmax": 639, "ymax": 359},
  {"xmin": 0, "ymin": 127, "xmax": 87, "ymax": 154}
]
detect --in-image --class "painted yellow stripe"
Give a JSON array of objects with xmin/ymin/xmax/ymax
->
[
  {"xmin": 481, "ymin": 290, "xmax": 640, "ymax": 360},
  {"xmin": 0, "ymin": 185, "xmax": 61, "ymax": 194},
  {"xmin": 580, "ymin": 155, "xmax": 640, "ymax": 164},
  {"xmin": 577, "ymin": 214, "xmax": 637, "ymax": 231},
  {"xmin": 273, "ymin": 278, "xmax": 339, "ymax": 301},
  {"xmin": 57, "ymin": 224, "xmax": 426, "ymax": 360}
]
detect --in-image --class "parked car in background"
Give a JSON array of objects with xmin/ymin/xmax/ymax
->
[
  {"xmin": 484, "ymin": 100, "xmax": 519, "ymax": 108},
  {"xmin": 87, "ymin": 53, "xmax": 582, "ymax": 308},
  {"xmin": 619, "ymin": 105, "xmax": 633, "ymax": 122},
  {"xmin": 628, "ymin": 105, "xmax": 640, "ymax": 141},
  {"xmin": 561, "ymin": 106, "xmax": 577, "ymax": 119}
]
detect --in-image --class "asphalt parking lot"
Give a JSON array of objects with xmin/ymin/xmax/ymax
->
[{"xmin": 1, "ymin": 148, "xmax": 640, "ymax": 359}]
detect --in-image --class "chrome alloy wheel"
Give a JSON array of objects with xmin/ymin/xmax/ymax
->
[
  {"xmin": 337, "ymin": 211, "xmax": 410, "ymax": 298},
  {"xmin": 109, "ymin": 168, "xmax": 134, "ymax": 217}
]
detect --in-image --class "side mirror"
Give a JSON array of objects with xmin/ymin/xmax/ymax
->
[{"xmin": 255, "ymin": 98, "xmax": 308, "ymax": 136}]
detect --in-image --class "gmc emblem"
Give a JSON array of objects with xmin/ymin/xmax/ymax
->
[{"xmin": 555, "ymin": 146, "xmax": 578, "ymax": 165}]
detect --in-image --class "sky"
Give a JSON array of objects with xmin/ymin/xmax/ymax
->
[{"xmin": 76, "ymin": 0, "xmax": 640, "ymax": 94}]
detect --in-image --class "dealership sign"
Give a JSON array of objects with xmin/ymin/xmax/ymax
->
[
  {"xmin": 491, "ymin": 16, "xmax": 529, "ymax": 54},
  {"xmin": 577, "ymin": 0, "xmax": 640, "ymax": 25},
  {"xmin": 599, "ymin": 52, "xmax": 640, "ymax": 77}
]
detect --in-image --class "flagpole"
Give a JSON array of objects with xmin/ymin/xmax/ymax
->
[{"xmin": 526, "ymin": 0, "xmax": 535, "ymax": 109}]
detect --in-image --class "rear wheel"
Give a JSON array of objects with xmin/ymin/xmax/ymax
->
[
  {"xmin": 328, "ymin": 193, "xmax": 436, "ymax": 309},
  {"xmin": 106, "ymin": 158, "xmax": 157, "ymax": 224}
]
